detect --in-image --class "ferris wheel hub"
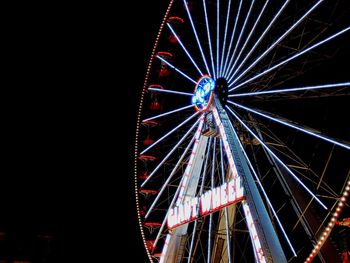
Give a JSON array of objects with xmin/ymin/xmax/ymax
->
[
  {"xmin": 191, "ymin": 75, "xmax": 215, "ymax": 112},
  {"xmin": 214, "ymin": 77, "xmax": 228, "ymax": 107},
  {"xmin": 191, "ymin": 76, "xmax": 229, "ymax": 112}
]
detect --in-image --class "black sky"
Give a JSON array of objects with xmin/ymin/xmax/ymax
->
[
  {"xmin": 125, "ymin": 1, "xmax": 168, "ymax": 262},
  {"xmin": 2, "ymin": 1, "xmax": 166, "ymax": 262}
]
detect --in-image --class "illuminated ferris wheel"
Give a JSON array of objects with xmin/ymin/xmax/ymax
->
[{"xmin": 134, "ymin": 0, "xmax": 350, "ymax": 262}]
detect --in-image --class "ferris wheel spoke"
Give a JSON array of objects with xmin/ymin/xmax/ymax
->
[
  {"xmin": 250, "ymin": 123, "xmax": 342, "ymax": 249},
  {"xmin": 317, "ymin": 145, "xmax": 334, "ymax": 191},
  {"xmin": 211, "ymin": 137, "xmax": 217, "ymax": 188},
  {"xmin": 228, "ymin": 101, "xmax": 350, "ymax": 150},
  {"xmin": 143, "ymin": 105, "xmax": 193, "ymax": 122},
  {"xmin": 167, "ymin": 23, "xmax": 203, "ymax": 76},
  {"xmin": 207, "ymin": 136, "xmax": 217, "ymax": 262},
  {"xmin": 224, "ymin": 208, "xmax": 233, "ymax": 263},
  {"xmin": 225, "ymin": 0, "xmax": 269, "ymax": 80},
  {"xmin": 229, "ymin": 26, "xmax": 350, "ymax": 92},
  {"xmin": 140, "ymin": 111, "xmax": 200, "ymax": 155},
  {"xmin": 157, "ymin": 55, "xmax": 197, "ymax": 84},
  {"xmin": 228, "ymin": 82, "xmax": 350, "ymax": 98},
  {"xmin": 225, "ymin": 105, "xmax": 328, "ymax": 210},
  {"xmin": 207, "ymin": 213, "xmax": 213, "ymax": 262},
  {"xmin": 153, "ymin": 118, "xmax": 205, "ymax": 250},
  {"xmin": 220, "ymin": 139, "xmax": 233, "ymax": 263},
  {"xmin": 188, "ymin": 141, "xmax": 212, "ymax": 263},
  {"xmin": 203, "ymin": 0, "xmax": 216, "ymax": 79},
  {"xmin": 148, "ymin": 87, "xmax": 193, "ymax": 96},
  {"xmin": 216, "ymin": 0, "xmax": 220, "ymax": 78},
  {"xmin": 228, "ymin": 0, "xmax": 323, "ymax": 86},
  {"xmin": 222, "ymin": 0, "xmax": 243, "ymax": 77},
  {"xmin": 187, "ymin": 138, "xmax": 212, "ymax": 263},
  {"xmin": 259, "ymin": 127, "xmax": 338, "ymax": 197},
  {"xmin": 200, "ymin": 138, "xmax": 212, "ymax": 193},
  {"xmin": 153, "ymin": 175, "xmax": 186, "ymax": 249},
  {"xmin": 187, "ymin": 220, "xmax": 199, "ymax": 263},
  {"xmin": 182, "ymin": 0, "xmax": 211, "ymax": 76},
  {"xmin": 223, "ymin": 0, "xmax": 256, "ymax": 79},
  {"xmin": 142, "ymin": 123, "xmax": 198, "ymax": 213},
  {"xmin": 219, "ymin": 0, "xmax": 232, "ymax": 77},
  {"xmin": 219, "ymin": 139, "xmax": 226, "ymax": 183},
  {"xmin": 228, "ymin": 120, "xmax": 297, "ymax": 256},
  {"xmin": 227, "ymin": 0, "xmax": 289, "ymax": 83}
]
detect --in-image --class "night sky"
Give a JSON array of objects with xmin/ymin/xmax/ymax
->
[
  {"xmin": 2, "ymin": 1, "xmax": 166, "ymax": 262},
  {"xmin": 126, "ymin": 2, "xmax": 168, "ymax": 262}
]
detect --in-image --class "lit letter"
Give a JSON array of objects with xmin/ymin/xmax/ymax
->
[
  {"xmin": 178, "ymin": 203, "xmax": 185, "ymax": 222},
  {"xmin": 184, "ymin": 200, "xmax": 192, "ymax": 222},
  {"xmin": 220, "ymin": 183, "xmax": 228, "ymax": 206},
  {"xmin": 236, "ymin": 176, "xmax": 244, "ymax": 198},
  {"xmin": 212, "ymin": 186, "xmax": 221, "ymax": 209},
  {"xmin": 167, "ymin": 206, "xmax": 178, "ymax": 228},
  {"xmin": 200, "ymin": 190, "xmax": 212, "ymax": 214},
  {"xmin": 191, "ymin": 197, "xmax": 198, "ymax": 219},
  {"xmin": 228, "ymin": 179, "xmax": 236, "ymax": 202}
]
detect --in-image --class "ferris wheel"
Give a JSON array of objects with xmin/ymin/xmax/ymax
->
[{"xmin": 134, "ymin": 0, "xmax": 350, "ymax": 262}]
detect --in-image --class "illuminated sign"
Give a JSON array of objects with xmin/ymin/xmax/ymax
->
[
  {"xmin": 167, "ymin": 176, "xmax": 244, "ymax": 229},
  {"xmin": 192, "ymin": 76, "xmax": 215, "ymax": 112}
]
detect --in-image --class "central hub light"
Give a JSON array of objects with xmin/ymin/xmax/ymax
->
[{"xmin": 191, "ymin": 75, "xmax": 215, "ymax": 112}]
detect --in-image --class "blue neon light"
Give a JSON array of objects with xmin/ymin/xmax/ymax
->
[{"xmin": 192, "ymin": 76, "xmax": 215, "ymax": 111}]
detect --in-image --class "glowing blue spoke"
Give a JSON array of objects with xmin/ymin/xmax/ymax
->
[
  {"xmin": 144, "ymin": 125, "xmax": 198, "ymax": 217},
  {"xmin": 201, "ymin": 138, "xmax": 212, "ymax": 193},
  {"xmin": 153, "ymin": 172, "xmax": 187, "ymax": 248},
  {"xmin": 228, "ymin": 0, "xmax": 323, "ymax": 86},
  {"xmin": 216, "ymin": 0, "xmax": 220, "ymax": 78},
  {"xmin": 220, "ymin": 139, "xmax": 225, "ymax": 182},
  {"xmin": 223, "ymin": 0, "xmax": 256, "ymax": 78},
  {"xmin": 183, "ymin": 0, "xmax": 211, "ymax": 76},
  {"xmin": 228, "ymin": 82, "xmax": 350, "ymax": 97},
  {"xmin": 225, "ymin": 0, "xmax": 269, "ymax": 80},
  {"xmin": 228, "ymin": 101, "xmax": 350, "ymax": 150},
  {"xmin": 153, "ymin": 117, "xmax": 203, "ymax": 249},
  {"xmin": 157, "ymin": 55, "xmax": 197, "ymax": 84},
  {"xmin": 167, "ymin": 23, "xmax": 203, "ymax": 76},
  {"xmin": 187, "ymin": 220, "xmax": 199, "ymax": 263},
  {"xmin": 222, "ymin": 0, "xmax": 243, "ymax": 76},
  {"xmin": 203, "ymin": 0, "xmax": 216, "ymax": 79},
  {"xmin": 153, "ymin": 118, "xmax": 204, "ymax": 248},
  {"xmin": 207, "ymin": 213, "xmax": 213, "ymax": 262},
  {"xmin": 211, "ymin": 138, "xmax": 217, "ymax": 188},
  {"xmin": 220, "ymin": 139, "xmax": 232, "ymax": 263},
  {"xmin": 148, "ymin": 87, "xmax": 193, "ymax": 96},
  {"xmin": 223, "ymin": 207, "xmax": 232, "ymax": 263},
  {"xmin": 229, "ymin": 122, "xmax": 296, "ymax": 256},
  {"xmin": 229, "ymin": 26, "xmax": 350, "ymax": 91},
  {"xmin": 187, "ymin": 138, "xmax": 212, "ymax": 263},
  {"xmin": 225, "ymin": 106, "xmax": 328, "ymax": 210},
  {"xmin": 143, "ymin": 105, "xmax": 193, "ymax": 123},
  {"xmin": 219, "ymin": 0, "xmax": 232, "ymax": 77},
  {"xmin": 140, "ymin": 111, "xmax": 200, "ymax": 154},
  {"xmin": 228, "ymin": 0, "xmax": 290, "ymax": 83},
  {"xmin": 207, "ymin": 137, "xmax": 216, "ymax": 263}
]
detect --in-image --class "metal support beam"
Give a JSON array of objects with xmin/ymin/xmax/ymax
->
[{"xmin": 212, "ymin": 96, "xmax": 287, "ymax": 262}]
